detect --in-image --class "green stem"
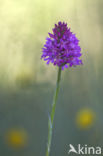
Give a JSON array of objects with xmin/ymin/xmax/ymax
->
[{"xmin": 46, "ymin": 67, "xmax": 62, "ymax": 156}]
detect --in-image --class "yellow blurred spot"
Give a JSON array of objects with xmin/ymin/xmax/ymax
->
[
  {"xmin": 5, "ymin": 129, "xmax": 28, "ymax": 148},
  {"xmin": 76, "ymin": 109, "xmax": 95, "ymax": 129},
  {"xmin": 15, "ymin": 68, "xmax": 34, "ymax": 88}
]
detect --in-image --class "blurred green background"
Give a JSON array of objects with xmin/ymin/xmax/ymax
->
[{"xmin": 0, "ymin": 0, "xmax": 103, "ymax": 155}]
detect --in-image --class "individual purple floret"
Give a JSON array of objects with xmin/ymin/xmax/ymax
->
[{"xmin": 41, "ymin": 21, "xmax": 82, "ymax": 69}]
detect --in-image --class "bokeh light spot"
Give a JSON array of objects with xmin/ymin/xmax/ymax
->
[
  {"xmin": 76, "ymin": 109, "xmax": 96, "ymax": 129},
  {"xmin": 15, "ymin": 67, "xmax": 34, "ymax": 88},
  {"xmin": 5, "ymin": 128, "xmax": 28, "ymax": 148}
]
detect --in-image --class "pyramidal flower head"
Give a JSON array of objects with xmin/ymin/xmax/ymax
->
[{"xmin": 41, "ymin": 21, "xmax": 82, "ymax": 70}]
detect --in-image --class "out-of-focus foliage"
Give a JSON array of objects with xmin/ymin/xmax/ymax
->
[{"xmin": 0, "ymin": 0, "xmax": 102, "ymax": 87}]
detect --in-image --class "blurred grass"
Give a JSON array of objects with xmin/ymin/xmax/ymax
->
[{"xmin": 0, "ymin": 0, "xmax": 103, "ymax": 155}]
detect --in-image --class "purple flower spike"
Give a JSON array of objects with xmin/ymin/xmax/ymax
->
[{"xmin": 41, "ymin": 21, "xmax": 82, "ymax": 69}]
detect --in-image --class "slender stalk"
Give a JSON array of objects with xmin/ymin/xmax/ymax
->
[{"xmin": 46, "ymin": 67, "xmax": 62, "ymax": 156}]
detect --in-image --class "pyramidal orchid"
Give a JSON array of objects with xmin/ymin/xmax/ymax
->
[{"xmin": 41, "ymin": 21, "xmax": 82, "ymax": 156}]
